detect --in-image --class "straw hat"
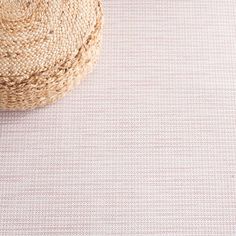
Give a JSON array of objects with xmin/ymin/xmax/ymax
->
[{"xmin": 0, "ymin": 0, "xmax": 103, "ymax": 110}]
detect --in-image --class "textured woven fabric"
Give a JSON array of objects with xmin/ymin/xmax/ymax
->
[{"xmin": 0, "ymin": 0, "xmax": 236, "ymax": 235}]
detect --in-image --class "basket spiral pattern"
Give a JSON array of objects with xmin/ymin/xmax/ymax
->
[{"xmin": 0, "ymin": 0, "xmax": 103, "ymax": 110}]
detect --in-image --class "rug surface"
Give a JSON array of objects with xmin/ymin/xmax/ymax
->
[{"xmin": 0, "ymin": 1, "xmax": 236, "ymax": 235}]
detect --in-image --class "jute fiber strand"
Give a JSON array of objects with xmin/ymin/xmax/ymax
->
[{"xmin": 0, "ymin": 0, "xmax": 103, "ymax": 110}]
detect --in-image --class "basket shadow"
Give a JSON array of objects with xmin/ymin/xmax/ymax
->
[{"xmin": 0, "ymin": 109, "xmax": 43, "ymax": 127}]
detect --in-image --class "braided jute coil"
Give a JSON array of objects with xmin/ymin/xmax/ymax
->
[{"xmin": 0, "ymin": 0, "xmax": 103, "ymax": 110}]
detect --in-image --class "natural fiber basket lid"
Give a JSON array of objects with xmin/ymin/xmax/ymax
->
[{"xmin": 0, "ymin": 0, "xmax": 103, "ymax": 110}]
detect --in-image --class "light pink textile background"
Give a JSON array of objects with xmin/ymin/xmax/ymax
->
[{"xmin": 0, "ymin": 1, "xmax": 236, "ymax": 235}]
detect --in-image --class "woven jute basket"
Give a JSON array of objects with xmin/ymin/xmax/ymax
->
[{"xmin": 0, "ymin": 0, "xmax": 103, "ymax": 110}]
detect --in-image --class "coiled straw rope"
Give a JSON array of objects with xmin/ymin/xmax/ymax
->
[{"xmin": 0, "ymin": 0, "xmax": 103, "ymax": 110}]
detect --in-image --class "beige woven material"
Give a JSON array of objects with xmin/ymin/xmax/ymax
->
[{"xmin": 0, "ymin": 0, "xmax": 103, "ymax": 110}]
